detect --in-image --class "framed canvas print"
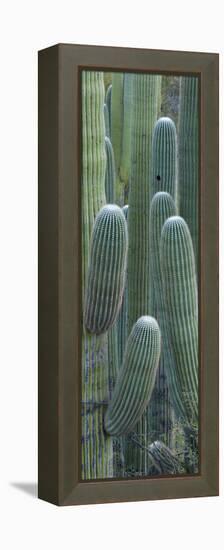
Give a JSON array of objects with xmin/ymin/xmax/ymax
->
[{"xmin": 38, "ymin": 43, "xmax": 219, "ymax": 506}]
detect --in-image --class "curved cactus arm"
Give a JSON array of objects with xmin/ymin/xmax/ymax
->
[
  {"xmin": 105, "ymin": 136, "xmax": 116, "ymax": 203},
  {"xmin": 178, "ymin": 77, "xmax": 199, "ymax": 263},
  {"xmin": 84, "ymin": 204, "xmax": 128, "ymax": 335},
  {"xmin": 160, "ymin": 216, "xmax": 198, "ymax": 425},
  {"xmin": 104, "ymin": 316, "xmax": 161, "ymax": 436},
  {"xmin": 152, "ymin": 116, "xmax": 178, "ymax": 205}
]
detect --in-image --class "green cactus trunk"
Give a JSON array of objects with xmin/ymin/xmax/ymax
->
[
  {"xmin": 178, "ymin": 77, "xmax": 199, "ymax": 265},
  {"xmin": 82, "ymin": 71, "xmax": 113, "ymax": 479},
  {"xmin": 148, "ymin": 118, "xmax": 178, "ymax": 447},
  {"xmin": 105, "ymin": 136, "xmax": 116, "ymax": 203},
  {"xmin": 84, "ymin": 204, "xmax": 128, "ymax": 335},
  {"xmin": 120, "ymin": 73, "xmax": 134, "ymax": 202},
  {"xmin": 160, "ymin": 216, "xmax": 198, "ymax": 428},
  {"xmin": 125, "ymin": 74, "xmax": 161, "ymax": 474},
  {"xmin": 127, "ymin": 74, "xmax": 162, "ymax": 332},
  {"xmin": 111, "ymin": 73, "xmax": 124, "ymax": 205},
  {"xmin": 104, "ymin": 316, "xmax": 161, "ymax": 437}
]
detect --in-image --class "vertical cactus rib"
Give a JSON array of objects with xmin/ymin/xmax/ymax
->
[
  {"xmin": 81, "ymin": 71, "xmax": 113, "ymax": 480},
  {"xmin": 160, "ymin": 216, "xmax": 198, "ymax": 425},
  {"xmin": 152, "ymin": 116, "xmax": 178, "ymax": 205},
  {"xmin": 178, "ymin": 76, "xmax": 199, "ymax": 263},
  {"xmin": 104, "ymin": 316, "xmax": 161, "ymax": 436},
  {"xmin": 84, "ymin": 204, "xmax": 128, "ymax": 334},
  {"xmin": 105, "ymin": 136, "xmax": 116, "ymax": 203}
]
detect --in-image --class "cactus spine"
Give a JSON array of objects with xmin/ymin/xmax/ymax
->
[
  {"xmin": 84, "ymin": 204, "xmax": 128, "ymax": 334},
  {"xmin": 82, "ymin": 71, "xmax": 112, "ymax": 479},
  {"xmin": 105, "ymin": 136, "xmax": 116, "ymax": 203},
  {"xmin": 160, "ymin": 216, "xmax": 198, "ymax": 426},
  {"xmin": 104, "ymin": 316, "xmax": 161, "ymax": 436},
  {"xmin": 178, "ymin": 77, "xmax": 199, "ymax": 263}
]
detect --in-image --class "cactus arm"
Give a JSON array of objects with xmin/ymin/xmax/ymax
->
[
  {"xmin": 151, "ymin": 116, "xmax": 178, "ymax": 205},
  {"xmin": 160, "ymin": 216, "xmax": 198, "ymax": 425},
  {"xmin": 104, "ymin": 316, "xmax": 161, "ymax": 436},
  {"xmin": 84, "ymin": 204, "xmax": 128, "ymax": 334}
]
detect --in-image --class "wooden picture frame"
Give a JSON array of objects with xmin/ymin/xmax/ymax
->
[{"xmin": 38, "ymin": 43, "xmax": 219, "ymax": 506}]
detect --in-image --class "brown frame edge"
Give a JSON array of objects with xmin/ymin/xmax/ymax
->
[{"xmin": 38, "ymin": 43, "xmax": 219, "ymax": 506}]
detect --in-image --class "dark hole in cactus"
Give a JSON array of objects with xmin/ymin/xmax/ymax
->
[{"xmin": 156, "ymin": 175, "xmax": 161, "ymax": 181}]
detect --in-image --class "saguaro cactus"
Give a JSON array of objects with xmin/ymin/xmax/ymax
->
[
  {"xmin": 82, "ymin": 71, "xmax": 112, "ymax": 479},
  {"xmin": 178, "ymin": 77, "xmax": 199, "ymax": 263},
  {"xmin": 152, "ymin": 116, "xmax": 178, "ymax": 204},
  {"xmin": 126, "ymin": 73, "xmax": 161, "ymax": 473},
  {"xmin": 149, "ymin": 193, "xmax": 187, "ymax": 426},
  {"xmin": 84, "ymin": 204, "xmax": 128, "ymax": 334},
  {"xmin": 105, "ymin": 136, "xmax": 116, "ymax": 203},
  {"xmin": 104, "ymin": 316, "xmax": 161, "ymax": 436},
  {"xmin": 128, "ymin": 73, "xmax": 162, "ymax": 331},
  {"xmin": 160, "ymin": 216, "xmax": 198, "ymax": 426}
]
